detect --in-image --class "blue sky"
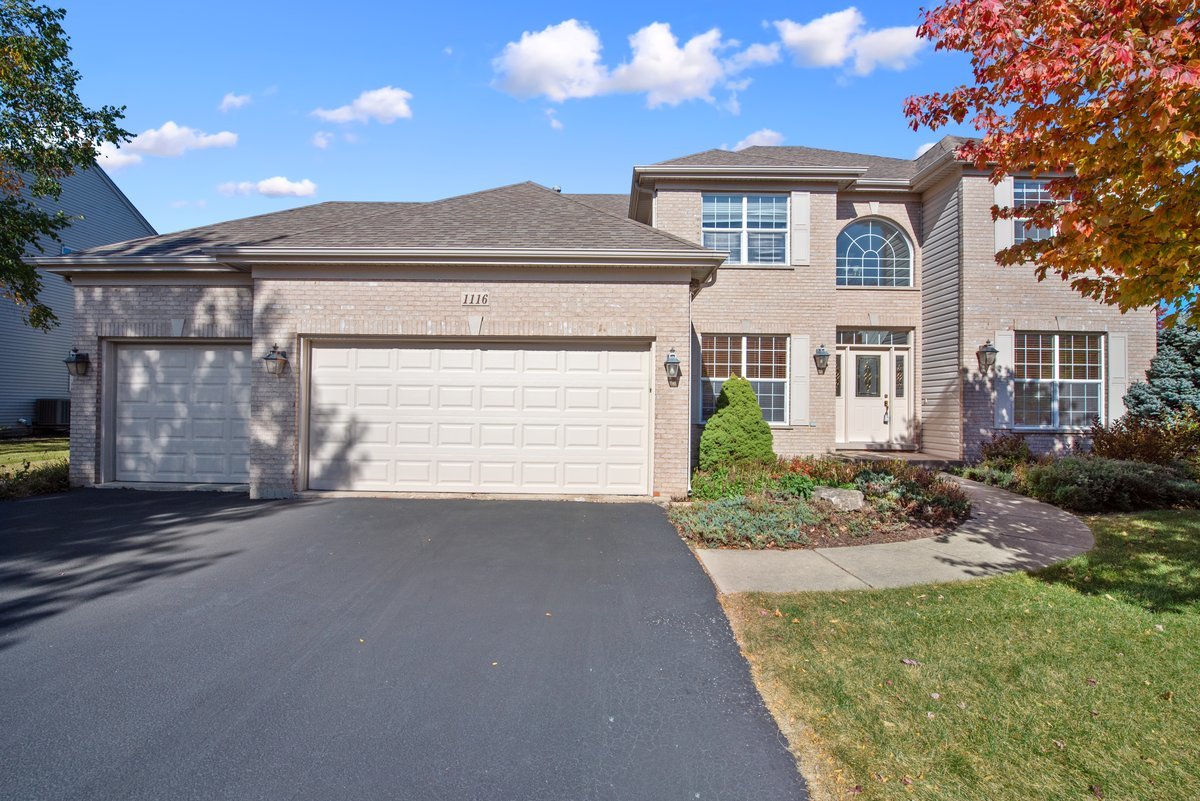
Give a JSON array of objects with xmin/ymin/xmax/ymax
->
[{"xmin": 60, "ymin": 1, "xmax": 976, "ymax": 234}]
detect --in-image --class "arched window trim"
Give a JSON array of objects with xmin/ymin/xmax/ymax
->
[{"xmin": 835, "ymin": 216, "xmax": 914, "ymax": 288}]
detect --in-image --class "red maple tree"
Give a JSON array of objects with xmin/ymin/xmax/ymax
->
[{"xmin": 905, "ymin": 1, "xmax": 1200, "ymax": 320}]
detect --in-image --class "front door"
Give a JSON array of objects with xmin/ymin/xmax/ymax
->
[
  {"xmin": 847, "ymin": 351, "xmax": 891, "ymax": 443},
  {"xmin": 835, "ymin": 343, "xmax": 913, "ymax": 447}
]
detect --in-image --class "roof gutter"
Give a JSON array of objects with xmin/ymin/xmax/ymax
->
[{"xmin": 207, "ymin": 245, "xmax": 723, "ymax": 271}]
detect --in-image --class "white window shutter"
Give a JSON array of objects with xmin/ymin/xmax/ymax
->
[
  {"xmin": 1107, "ymin": 332, "xmax": 1129, "ymax": 423},
  {"xmin": 994, "ymin": 176, "xmax": 1014, "ymax": 253},
  {"xmin": 791, "ymin": 334, "xmax": 810, "ymax": 425},
  {"xmin": 993, "ymin": 330, "xmax": 1015, "ymax": 428},
  {"xmin": 691, "ymin": 330, "xmax": 703, "ymax": 425},
  {"xmin": 790, "ymin": 191, "xmax": 810, "ymax": 266}
]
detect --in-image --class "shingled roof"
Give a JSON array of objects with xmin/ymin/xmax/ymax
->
[
  {"xmin": 62, "ymin": 182, "xmax": 703, "ymax": 261},
  {"xmin": 654, "ymin": 135, "xmax": 975, "ymax": 182}
]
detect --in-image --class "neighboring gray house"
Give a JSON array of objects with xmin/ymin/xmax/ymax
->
[
  {"xmin": 37, "ymin": 136, "xmax": 1156, "ymax": 499},
  {"xmin": 0, "ymin": 166, "xmax": 154, "ymax": 434}
]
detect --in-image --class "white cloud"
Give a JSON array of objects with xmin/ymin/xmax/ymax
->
[
  {"xmin": 774, "ymin": 8, "xmax": 864, "ymax": 67},
  {"xmin": 169, "ymin": 199, "xmax": 208, "ymax": 209},
  {"xmin": 311, "ymin": 131, "xmax": 334, "ymax": 149},
  {"xmin": 96, "ymin": 141, "xmax": 142, "ymax": 169},
  {"xmin": 493, "ymin": 19, "xmax": 607, "ymax": 101},
  {"xmin": 915, "ymin": 141, "xmax": 937, "ymax": 157},
  {"xmin": 734, "ymin": 128, "xmax": 784, "ymax": 151},
  {"xmin": 218, "ymin": 177, "xmax": 317, "ymax": 198},
  {"xmin": 545, "ymin": 109, "xmax": 563, "ymax": 131},
  {"xmin": 850, "ymin": 26, "xmax": 924, "ymax": 75},
  {"xmin": 219, "ymin": 92, "xmax": 251, "ymax": 112},
  {"xmin": 494, "ymin": 19, "xmax": 778, "ymax": 110},
  {"xmin": 312, "ymin": 86, "xmax": 413, "ymax": 124},
  {"xmin": 126, "ymin": 121, "xmax": 238, "ymax": 157},
  {"xmin": 774, "ymin": 8, "xmax": 925, "ymax": 76},
  {"xmin": 95, "ymin": 121, "xmax": 237, "ymax": 170},
  {"xmin": 724, "ymin": 42, "xmax": 781, "ymax": 75},
  {"xmin": 609, "ymin": 23, "xmax": 728, "ymax": 107}
]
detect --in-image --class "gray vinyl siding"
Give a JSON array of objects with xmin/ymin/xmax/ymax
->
[
  {"xmin": 919, "ymin": 173, "xmax": 963, "ymax": 459},
  {"xmin": 0, "ymin": 166, "xmax": 155, "ymax": 431}
]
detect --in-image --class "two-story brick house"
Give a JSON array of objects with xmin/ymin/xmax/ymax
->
[{"xmin": 38, "ymin": 136, "xmax": 1155, "ymax": 499}]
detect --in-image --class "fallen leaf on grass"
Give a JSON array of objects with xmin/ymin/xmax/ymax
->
[
  {"xmin": 1053, "ymin": 739, "xmax": 1065, "ymax": 750},
  {"xmin": 1090, "ymin": 784, "xmax": 1104, "ymax": 799},
  {"xmin": 1085, "ymin": 677, "xmax": 1098, "ymax": 686},
  {"xmin": 1160, "ymin": 690, "xmax": 1174, "ymax": 702},
  {"xmin": 901, "ymin": 658, "xmax": 923, "ymax": 666},
  {"xmin": 930, "ymin": 692, "xmax": 940, "ymax": 700},
  {"xmin": 774, "ymin": 608, "xmax": 783, "ymax": 617}
]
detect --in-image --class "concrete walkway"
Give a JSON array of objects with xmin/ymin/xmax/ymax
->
[{"xmin": 695, "ymin": 477, "xmax": 1093, "ymax": 593}]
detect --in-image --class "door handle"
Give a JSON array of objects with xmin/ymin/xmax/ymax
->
[{"xmin": 883, "ymin": 394, "xmax": 890, "ymax": 424}]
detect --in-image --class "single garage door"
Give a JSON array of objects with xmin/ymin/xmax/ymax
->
[
  {"xmin": 307, "ymin": 343, "xmax": 651, "ymax": 494},
  {"xmin": 113, "ymin": 344, "xmax": 251, "ymax": 483}
]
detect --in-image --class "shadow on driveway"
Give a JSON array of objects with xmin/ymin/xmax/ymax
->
[{"xmin": 0, "ymin": 489, "xmax": 293, "ymax": 649}]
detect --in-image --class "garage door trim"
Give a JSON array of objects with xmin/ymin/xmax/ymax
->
[
  {"xmin": 298, "ymin": 336, "xmax": 657, "ymax": 495},
  {"xmin": 101, "ymin": 338, "xmax": 252, "ymax": 484}
]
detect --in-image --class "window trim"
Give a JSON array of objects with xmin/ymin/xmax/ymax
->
[
  {"xmin": 701, "ymin": 193, "xmax": 790, "ymax": 266},
  {"xmin": 700, "ymin": 334, "xmax": 790, "ymax": 426},
  {"xmin": 1012, "ymin": 178, "xmax": 1056, "ymax": 245},
  {"xmin": 834, "ymin": 216, "xmax": 915, "ymax": 288},
  {"xmin": 1013, "ymin": 331, "xmax": 1106, "ymax": 431}
]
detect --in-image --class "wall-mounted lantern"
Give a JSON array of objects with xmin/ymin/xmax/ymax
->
[
  {"xmin": 977, "ymin": 340, "xmax": 999, "ymax": 373},
  {"xmin": 664, "ymin": 348, "xmax": 682, "ymax": 387},
  {"xmin": 813, "ymin": 344, "xmax": 830, "ymax": 375},
  {"xmin": 64, "ymin": 348, "xmax": 90, "ymax": 377},
  {"xmin": 262, "ymin": 343, "xmax": 289, "ymax": 376}
]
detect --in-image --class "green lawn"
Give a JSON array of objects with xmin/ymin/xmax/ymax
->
[
  {"xmin": 725, "ymin": 511, "xmax": 1200, "ymax": 801},
  {"xmin": 0, "ymin": 437, "xmax": 69, "ymax": 467}
]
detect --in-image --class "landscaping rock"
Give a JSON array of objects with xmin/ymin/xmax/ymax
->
[{"xmin": 814, "ymin": 487, "xmax": 865, "ymax": 511}]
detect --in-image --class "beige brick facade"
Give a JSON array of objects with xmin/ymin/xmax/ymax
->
[
  {"xmin": 656, "ymin": 186, "xmax": 926, "ymax": 456},
  {"xmin": 62, "ymin": 161, "xmax": 1158, "ymax": 497},
  {"xmin": 958, "ymin": 174, "xmax": 1157, "ymax": 459},
  {"xmin": 66, "ymin": 270, "xmax": 694, "ymax": 499},
  {"xmin": 652, "ymin": 174, "xmax": 1155, "ymax": 463},
  {"xmin": 67, "ymin": 282, "xmax": 253, "ymax": 486}
]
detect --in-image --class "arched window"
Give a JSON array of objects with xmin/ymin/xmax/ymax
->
[{"xmin": 836, "ymin": 219, "xmax": 913, "ymax": 287}]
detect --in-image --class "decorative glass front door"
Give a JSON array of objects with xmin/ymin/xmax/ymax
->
[{"xmin": 834, "ymin": 331, "xmax": 914, "ymax": 447}]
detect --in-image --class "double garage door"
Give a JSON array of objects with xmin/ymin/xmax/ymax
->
[
  {"xmin": 111, "ymin": 341, "xmax": 652, "ymax": 495},
  {"xmin": 307, "ymin": 343, "xmax": 651, "ymax": 494}
]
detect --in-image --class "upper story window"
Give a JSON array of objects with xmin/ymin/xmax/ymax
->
[
  {"xmin": 701, "ymin": 194, "xmax": 788, "ymax": 265},
  {"xmin": 1014, "ymin": 332, "xmax": 1104, "ymax": 429},
  {"xmin": 700, "ymin": 334, "xmax": 789, "ymax": 423},
  {"xmin": 835, "ymin": 219, "xmax": 913, "ymax": 287},
  {"xmin": 1013, "ymin": 179, "xmax": 1054, "ymax": 244}
]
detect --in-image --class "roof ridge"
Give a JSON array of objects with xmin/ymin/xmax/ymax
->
[
  {"xmin": 744, "ymin": 144, "xmax": 910, "ymax": 163},
  {"xmin": 537, "ymin": 183, "xmax": 710, "ymax": 252}
]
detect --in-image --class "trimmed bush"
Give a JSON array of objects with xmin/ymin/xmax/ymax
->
[
  {"xmin": 698, "ymin": 375, "xmax": 776, "ymax": 470},
  {"xmin": 1022, "ymin": 456, "xmax": 1200, "ymax": 512},
  {"xmin": 978, "ymin": 431, "xmax": 1033, "ymax": 467}
]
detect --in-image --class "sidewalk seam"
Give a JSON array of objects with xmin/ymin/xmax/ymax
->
[{"xmin": 811, "ymin": 550, "xmax": 875, "ymax": 589}]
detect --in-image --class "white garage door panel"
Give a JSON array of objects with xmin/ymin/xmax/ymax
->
[
  {"xmin": 114, "ymin": 345, "xmax": 251, "ymax": 483},
  {"xmin": 308, "ymin": 344, "xmax": 651, "ymax": 494}
]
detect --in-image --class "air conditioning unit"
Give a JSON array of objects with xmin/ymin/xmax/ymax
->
[{"xmin": 34, "ymin": 398, "xmax": 71, "ymax": 432}]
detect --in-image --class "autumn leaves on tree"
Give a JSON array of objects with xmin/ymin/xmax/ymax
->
[{"xmin": 905, "ymin": 0, "xmax": 1199, "ymax": 320}]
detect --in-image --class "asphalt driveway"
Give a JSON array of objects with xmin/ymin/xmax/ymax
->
[{"xmin": 0, "ymin": 490, "xmax": 806, "ymax": 801}]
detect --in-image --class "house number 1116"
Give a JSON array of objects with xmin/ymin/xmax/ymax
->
[{"xmin": 461, "ymin": 292, "xmax": 490, "ymax": 306}]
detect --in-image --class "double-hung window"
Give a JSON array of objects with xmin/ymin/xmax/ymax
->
[
  {"xmin": 1014, "ymin": 332, "xmax": 1104, "ymax": 429},
  {"xmin": 700, "ymin": 334, "xmax": 789, "ymax": 423},
  {"xmin": 1013, "ymin": 179, "xmax": 1054, "ymax": 244},
  {"xmin": 702, "ymin": 194, "xmax": 788, "ymax": 265}
]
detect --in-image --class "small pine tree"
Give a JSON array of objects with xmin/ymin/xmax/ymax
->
[
  {"xmin": 1124, "ymin": 324, "xmax": 1200, "ymax": 419},
  {"xmin": 698, "ymin": 375, "xmax": 777, "ymax": 470}
]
